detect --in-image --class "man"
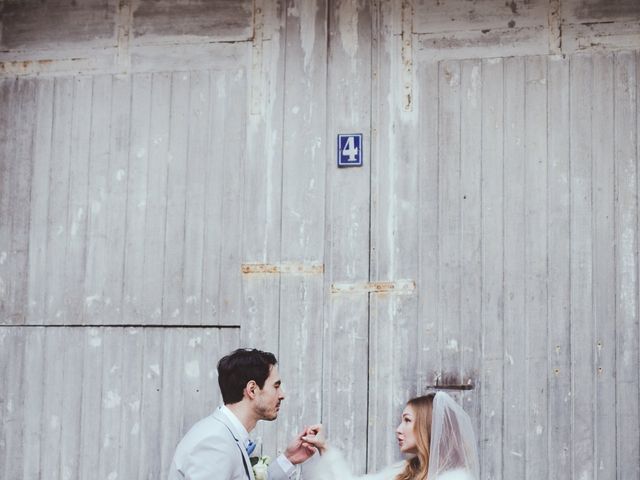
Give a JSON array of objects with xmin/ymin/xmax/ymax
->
[{"xmin": 168, "ymin": 348, "xmax": 321, "ymax": 480}]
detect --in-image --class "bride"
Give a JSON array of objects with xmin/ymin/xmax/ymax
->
[{"xmin": 303, "ymin": 391, "xmax": 479, "ymax": 480}]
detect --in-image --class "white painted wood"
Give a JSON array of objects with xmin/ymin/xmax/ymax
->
[
  {"xmin": 479, "ymin": 56, "xmax": 505, "ymax": 480},
  {"xmin": 591, "ymin": 53, "xmax": 616, "ymax": 479},
  {"xmin": 614, "ymin": 50, "xmax": 640, "ymax": 479},
  {"xmin": 458, "ymin": 59, "xmax": 482, "ymax": 436},
  {"xmin": 276, "ymin": 0, "xmax": 327, "ymax": 457},
  {"xmin": 546, "ymin": 53, "xmax": 572, "ymax": 479},
  {"xmin": 502, "ymin": 55, "xmax": 526, "ymax": 480},
  {"xmin": 324, "ymin": 0, "xmax": 372, "ymax": 473},
  {"xmin": 570, "ymin": 53, "xmax": 595, "ymax": 480},
  {"xmin": 523, "ymin": 55, "xmax": 548, "ymax": 480}
]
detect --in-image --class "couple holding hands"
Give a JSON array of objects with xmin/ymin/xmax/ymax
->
[{"xmin": 168, "ymin": 348, "xmax": 479, "ymax": 480}]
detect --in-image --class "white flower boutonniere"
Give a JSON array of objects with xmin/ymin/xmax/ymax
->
[{"xmin": 251, "ymin": 455, "xmax": 270, "ymax": 480}]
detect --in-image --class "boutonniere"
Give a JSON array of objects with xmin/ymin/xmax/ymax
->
[{"xmin": 250, "ymin": 455, "xmax": 270, "ymax": 480}]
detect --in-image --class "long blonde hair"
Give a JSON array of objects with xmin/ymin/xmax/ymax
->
[{"xmin": 395, "ymin": 394, "xmax": 435, "ymax": 480}]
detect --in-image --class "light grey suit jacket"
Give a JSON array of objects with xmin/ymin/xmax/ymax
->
[{"xmin": 168, "ymin": 409, "xmax": 290, "ymax": 480}]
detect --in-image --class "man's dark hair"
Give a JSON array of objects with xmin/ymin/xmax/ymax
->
[{"xmin": 217, "ymin": 348, "xmax": 277, "ymax": 404}]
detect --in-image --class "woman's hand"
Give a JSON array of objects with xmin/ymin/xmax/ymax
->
[{"xmin": 301, "ymin": 424, "xmax": 327, "ymax": 455}]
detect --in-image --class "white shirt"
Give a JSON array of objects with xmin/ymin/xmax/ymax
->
[{"xmin": 220, "ymin": 405, "xmax": 296, "ymax": 477}]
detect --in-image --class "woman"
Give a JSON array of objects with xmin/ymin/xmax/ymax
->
[{"xmin": 303, "ymin": 392, "xmax": 479, "ymax": 480}]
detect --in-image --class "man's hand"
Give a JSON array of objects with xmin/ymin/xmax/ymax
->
[{"xmin": 283, "ymin": 424, "xmax": 324, "ymax": 464}]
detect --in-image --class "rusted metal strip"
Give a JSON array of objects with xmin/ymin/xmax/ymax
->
[
  {"xmin": 241, "ymin": 262, "xmax": 324, "ymax": 275},
  {"xmin": 330, "ymin": 279, "xmax": 416, "ymax": 294}
]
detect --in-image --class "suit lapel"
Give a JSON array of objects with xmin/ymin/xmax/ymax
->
[{"xmin": 212, "ymin": 409, "xmax": 255, "ymax": 480}]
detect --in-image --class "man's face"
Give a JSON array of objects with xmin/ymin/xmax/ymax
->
[{"xmin": 254, "ymin": 365, "xmax": 285, "ymax": 421}]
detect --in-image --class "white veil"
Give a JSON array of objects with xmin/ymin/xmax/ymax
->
[{"xmin": 426, "ymin": 392, "xmax": 480, "ymax": 480}]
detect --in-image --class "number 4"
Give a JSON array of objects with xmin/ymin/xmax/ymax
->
[{"xmin": 342, "ymin": 136, "xmax": 358, "ymax": 162}]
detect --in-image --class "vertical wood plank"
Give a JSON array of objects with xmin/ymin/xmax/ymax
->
[
  {"xmin": 41, "ymin": 328, "xmax": 65, "ymax": 480},
  {"xmin": 480, "ymin": 57, "xmax": 504, "ymax": 480},
  {"xmin": 97, "ymin": 328, "xmax": 124, "ymax": 480},
  {"xmin": 162, "ymin": 73, "xmax": 189, "ymax": 325},
  {"xmin": 59, "ymin": 328, "xmax": 84, "ymax": 479},
  {"xmin": 591, "ymin": 52, "xmax": 616, "ymax": 479},
  {"xmin": 459, "ymin": 58, "xmax": 482, "ymax": 430},
  {"xmin": 502, "ymin": 56, "xmax": 526, "ymax": 480},
  {"xmin": 45, "ymin": 77, "xmax": 74, "ymax": 324},
  {"xmin": 523, "ymin": 55, "xmax": 548, "ymax": 480},
  {"xmin": 138, "ymin": 328, "xmax": 164, "ymax": 480},
  {"xmin": 324, "ymin": 0, "xmax": 372, "ymax": 473},
  {"xmin": 546, "ymin": 54, "xmax": 572, "ymax": 480},
  {"xmin": 22, "ymin": 328, "xmax": 46, "ymax": 479},
  {"xmin": 277, "ymin": 0, "xmax": 327, "ymax": 456},
  {"xmin": 118, "ymin": 328, "xmax": 144, "ymax": 479},
  {"xmin": 27, "ymin": 78, "xmax": 54, "ymax": 325},
  {"xmin": 438, "ymin": 59, "xmax": 462, "ymax": 380},
  {"xmin": 570, "ymin": 53, "xmax": 595, "ymax": 480},
  {"xmin": 84, "ymin": 75, "xmax": 113, "ymax": 324},
  {"xmin": 615, "ymin": 50, "xmax": 640, "ymax": 480},
  {"xmin": 182, "ymin": 70, "xmax": 210, "ymax": 325},
  {"xmin": 417, "ymin": 59, "xmax": 441, "ymax": 403},
  {"xmin": 368, "ymin": 3, "xmax": 420, "ymax": 468},
  {"xmin": 65, "ymin": 77, "xmax": 93, "ymax": 324},
  {"xmin": 78, "ymin": 327, "xmax": 104, "ymax": 479},
  {"xmin": 104, "ymin": 74, "xmax": 131, "ymax": 324},
  {"xmin": 0, "ymin": 328, "xmax": 25, "ymax": 478},
  {"xmin": 122, "ymin": 73, "xmax": 152, "ymax": 324}
]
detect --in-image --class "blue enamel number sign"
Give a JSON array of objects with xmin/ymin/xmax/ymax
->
[{"xmin": 337, "ymin": 133, "xmax": 363, "ymax": 167}]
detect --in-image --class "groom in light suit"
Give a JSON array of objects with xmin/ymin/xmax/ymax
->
[{"xmin": 168, "ymin": 348, "xmax": 321, "ymax": 480}]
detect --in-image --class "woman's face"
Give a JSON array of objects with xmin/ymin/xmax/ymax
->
[{"xmin": 396, "ymin": 404, "xmax": 418, "ymax": 454}]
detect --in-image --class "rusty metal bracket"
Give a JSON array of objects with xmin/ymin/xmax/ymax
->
[
  {"xmin": 330, "ymin": 279, "xmax": 416, "ymax": 294},
  {"xmin": 241, "ymin": 262, "xmax": 324, "ymax": 275}
]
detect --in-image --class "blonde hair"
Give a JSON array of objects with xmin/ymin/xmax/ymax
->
[{"xmin": 395, "ymin": 394, "xmax": 435, "ymax": 480}]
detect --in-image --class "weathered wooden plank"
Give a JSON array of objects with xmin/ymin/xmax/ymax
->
[
  {"xmin": 78, "ymin": 327, "xmax": 105, "ymax": 479},
  {"xmin": 44, "ymin": 77, "xmax": 74, "ymax": 324},
  {"xmin": 103, "ymin": 74, "xmax": 131, "ymax": 324},
  {"xmin": 523, "ymin": 55, "xmax": 548, "ymax": 480},
  {"xmin": 591, "ymin": 52, "xmax": 617, "ymax": 479},
  {"xmin": 84, "ymin": 75, "xmax": 113, "ymax": 323},
  {"xmin": 64, "ymin": 77, "xmax": 93, "ymax": 324},
  {"xmin": 40, "ymin": 327, "xmax": 65, "ymax": 480},
  {"xmin": 417, "ymin": 59, "xmax": 441, "ymax": 404},
  {"xmin": 0, "ymin": 0, "xmax": 117, "ymax": 51},
  {"xmin": 0, "ymin": 78, "xmax": 16, "ymax": 323},
  {"xmin": 97, "ymin": 328, "xmax": 124, "ymax": 480},
  {"xmin": 26, "ymin": 78, "xmax": 54, "ymax": 325},
  {"xmin": 368, "ymin": 3, "xmax": 420, "ymax": 469},
  {"xmin": 438, "ymin": 59, "xmax": 462, "ymax": 385},
  {"xmin": 138, "ymin": 328, "xmax": 164, "ymax": 480},
  {"xmin": 216, "ymin": 69, "xmax": 246, "ymax": 328},
  {"xmin": 59, "ymin": 328, "xmax": 84, "ymax": 479},
  {"xmin": 162, "ymin": 72, "xmax": 189, "ymax": 324},
  {"xmin": 142, "ymin": 72, "xmax": 171, "ymax": 325},
  {"xmin": 502, "ymin": 56, "xmax": 526, "ymax": 479},
  {"xmin": 21, "ymin": 327, "xmax": 46, "ymax": 478},
  {"xmin": 182, "ymin": 70, "xmax": 210, "ymax": 325},
  {"xmin": 414, "ymin": 0, "xmax": 549, "ymax": 34},
  {"xmin": 546, "ymin": 54, "xmax": 572, "ymax": 479},
  {"xmin": 132, "ymin": 0, "xmax": 253, "ymax": 44},
  {"xmin": 276, "ymin": 0, "xmax": 327, "ymax": 457},
  {"xmin": 459, "ymin": 58, "xmax": 482, "ymax": 434},
  {"xmin": 480, "ymin": 56, "xmax": 504, "ymax": 480},
  {"xmin": 569, "ymin": 53, "xmax": 595, "ymax": 480},
  {"xmin": 615, "ymin": 50, "xmax": 640, "ymax": 480},
  {"xmin": 122, "ymin": 73, "xmax": 151, "ymax": 323},
  {"xmin": 324, "ymin": 0, "xmax": 372, "ymax": 473},
  {"xmin": 117, "ymin": 328, "xmax": 144, "ymax": 479},
  {"xmin": 0, "ymin": 328, "xmax": 25, "ymax": 478}
]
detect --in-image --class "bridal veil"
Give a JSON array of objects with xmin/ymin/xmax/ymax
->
[{"xmin": 427, "ymin": 392, "xmax": 480, "ymax": 480}]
